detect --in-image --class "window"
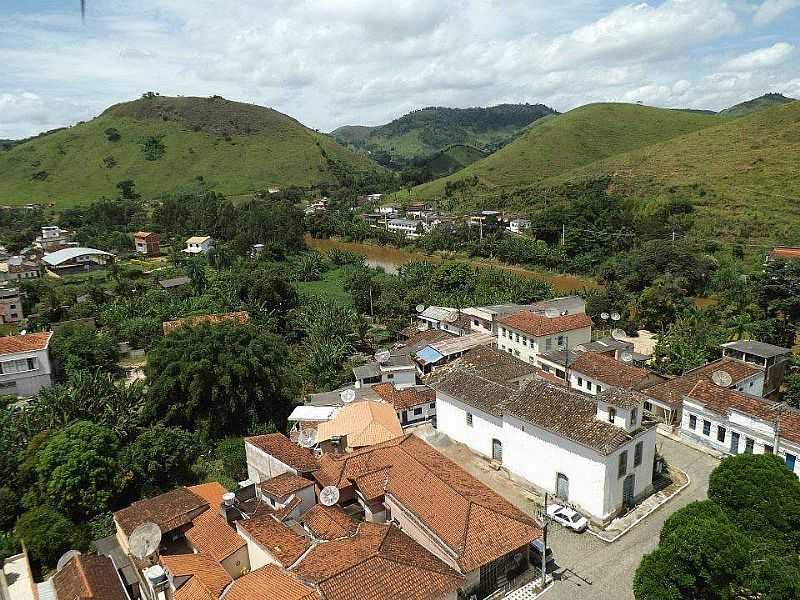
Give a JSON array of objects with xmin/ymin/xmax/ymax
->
[
  {"xmin": 27, "ymin": 358, "xmax": 35, "ymax": 371},
  {"xmin": 501, "ymin": 328, "xmax": 506, "ymax": 338},
  {"xmin": 745, "ymin": 437, "xmax": 754, "ymax": 454},
  {"xmin": 555, "ymin": 369, "xmax": 566, "ymax": 380},
  {"xmin": 466, "ymin": 412, "xmax": 473, "ymax": 427},
  {"xmin": 786, "ymin": 453, "xmax": 797, "ymax": 471},
  {"xmin": 689, "ymin": 414, "xmax": 697, "ymax": 430},
  {"xmin": 634, "ymin": 441, "xmax": 643, "ymax": 467},
  {"xmin": 387, "ymin": 373, "xmax": 394, "ymax": 380},
  {"xmin": 545, "ymin": 337, "xmax": 553, "ymax": 351},
  {"xmin": 618, "ymin": 451, "xmax": 628, "ymax": 478},
  {"xmin": 608, "ymin": 407, "xmax": 616, "ymax": 423},
  {"xmin": 597, "ymin": 385, "xmax": 602, "ymax": 394},
  {"xmin": 557, "ymin": 335, "xmax": 565, "ymax": 347},
  {"xmin": 577, "ymin": 377, "xmax": 583, "ymax": 386},
  {"xmin": 429, "ymin": 403, "xmax": 435, "ymax": 409},
  {"xmin": 473, "ymin": 319, "xmax": 479, "ymax": 326},
  {"xmin": 587, "ymin": 381, "xmax": 593, "ymax": 391},
  {"xmin": 413, "ymin": 407, "xmax": 423, "ymax": 416},
  {"xmin": 515, "ymin": 334, "xmax": 519, "ymax": 343},
  {"xmin": 542, "ymin": 365, "xmax": 550, "ymax": 373},
  {"xmin": 717, "ymin": 426, "xmax": 726, "ymax": 442},
  {"xmin": 702, "ymin": 420, "xmax": 711, "ymax": 436},
  {"xmin": 644, "ymin": 401, "xmax": 653, "ymax": 412},
  {"xmin": 764, "ymin": 444, "xmax": 774, "ymax": 455}
]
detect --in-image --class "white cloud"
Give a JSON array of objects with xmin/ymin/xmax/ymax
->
[
  {"xmin": 722, "ymin": 42, "xmax": 794, "ymax": 70},
  {"xmin": 753, "ymin": 0, "xmax": 800, "ymax": 25}
]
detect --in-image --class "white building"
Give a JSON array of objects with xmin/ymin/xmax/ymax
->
[
  {"xmin": 0, "ymin": 256, "xmax": 40, "ymax": 282},
  {"xmin": 352, "ymin": 351, "xmax": 417, "ymax": 389},
  {"xmin": 432, "ymin": 349, "xmax": 657, "ymax": 522},
  {"xmin": 536, "ymin": 350, "xmax": 663, "ymax": 396},
  {"xmin": 497, "ymin": 308, "xmax": 593, "ymax": 363},
  {"xmin": 377, "ymin": 202, "xmax": 398, "ymax": 214},
  {"xmin": 184, "ymin": 236, "xmax": 213, "ymax": 254},
  {"xmin": 34, "ymin": 225, "xmax": 70, "ymax": 249},
  {"xmin": 680, "ymin": 380, "xmax": 800, "ymax": 476},
  {"xmin": 387, "ymin": 218, "xmax": 423, "ymax": 239},
  {"xmin": 0, "ymin": 331, "xmax": 53, "ymax": 397},
  {"xmin": 244, "ymin": 433, "xmax": 320, "ymax": 484},
  {"xmin": 720, "ymin": 340, "xmax": 791, "ymax": 397},
  {"xmin": 507, "ymin": 219, "xmax": 531, "ymax": 234}
]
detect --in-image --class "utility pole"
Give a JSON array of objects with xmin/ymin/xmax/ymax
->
[
  {"xmin": 561, "ymin": 224, "xmax": 566, "ymax": 246},
  {"xmin": 479, "ymin": 218, "xmax": 483, "ymax": 242},
  {"xmin": 541, "ymin": 491, "xmax": 549, "ymax": 589},
  {"xmin": 671, "ymin": 229, "xmax": 676, "ymax": 242},
  {"xmin": 368, "ymin": 286, "xmax": 374, "ymax": 317}
]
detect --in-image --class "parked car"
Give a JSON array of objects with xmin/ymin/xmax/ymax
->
[{"xmin": 546, "ymin": 503, "xmax": 588, "ymax": 532}]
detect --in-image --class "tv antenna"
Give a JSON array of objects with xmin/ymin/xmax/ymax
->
[
  {"xmin": 446, "ymin": 311, "xmax": 459, "ymax": 323},
  {"xmin": 374, "ymin": 350, "xmax": 391, "ymax": 364},
  {"xmin": 340, "ymin": 388, "xmax": 356, "ymax": 404},
  {"xmin": 298, "ymin": 429, "xmax": 317, "ymax": 448},
  {"xmin": 319, "ymin": 485, "xmax": 340, "ymax": 507},
  {"xmin": 415, "ymin": 304, "xmax": 426, "ymax": 313},
  {"xmin": 611, "ymin": 328, "xmax": 627, "ymax": 341},
  {"xmin": 56, "ymin": 550, "xmax": 81, "ymax": 571},
  {"xmin": 620, "ymin": 351, "xmax": 633, "ymax": 363},
  {"xmin": 711, "ymin": 370, "xmax": 733, "ymax": 388}
]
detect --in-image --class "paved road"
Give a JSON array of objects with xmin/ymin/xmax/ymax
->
[{"xmin": 546, "ymin": 435, "xmax": 719, "ymax": 600}]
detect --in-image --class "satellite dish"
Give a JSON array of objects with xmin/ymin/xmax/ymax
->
[
  {"xmin": 56, "ymin": 550, "xmax": 81, "ymax": 571},
  {"xmin": 600, "ymin": 312, "xmax": 610, "ymax": 320},
  {"xmin": 341, "ymin": 388, "xmax": 356, "ymax": 403},
  {"xmin": 711, "ymin": 370, "xmax": 733, "ymax": 388},
  {"xmin": 129, "ymin": 522, "xmax": 162, "ymax": 563},
  {"xmin": 416, "ymin": 304, "xmax": 426, "ymax": 313},
  {"xmin": 620, "ymin": 351, "xmax": 633, "ymax": 363},
  {"xmin": 446, "ymin": 311, "xmax": 459, "ymax": 323},
  {"xmin": 374, "ymin": 350, "xmax": 391, "ymax": 364},
  {"xmin": 611, "ymin": 328, "xmax": 627, "ymax": 340},
  {"xmin": 416, "ymin": 323, "xmax": 428, "ymax": 332},
  {"xmin": 610, "ymin": 312, "xmax": 621, "ymax": 321},
  {"xmin": 299, "ymin": 429, "xmax": 318, "ymax": 448},
  {"xmin": 544, "ymin": 307, "xmax": 559, "ymax": 318},
  {"xmin": 319, "ymin": 485, "xmax": 340, "ymax": 507}
]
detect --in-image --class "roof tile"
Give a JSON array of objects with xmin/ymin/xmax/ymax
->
[
  {"xmin": 498, "ymin": 311, "xmax": 593, "ymax": 337},
  {"xmin": 245, "ymin": 433, "xmax": 319, "ymax": 473},
  {"xmin": 0, "ymin": 331, "xmax": 52, "ymax": 356}
]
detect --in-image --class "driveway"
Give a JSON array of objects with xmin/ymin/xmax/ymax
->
[{"xmin": 546, "ymin": 435, "xmax": 719, "ymax": 600}]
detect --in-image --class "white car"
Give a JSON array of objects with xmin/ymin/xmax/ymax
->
[{"xmin": 546, "ymin": 503, "xmax": 588, "ymax": 532}]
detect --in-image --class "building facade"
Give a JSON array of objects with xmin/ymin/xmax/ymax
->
[
  {"xmin": 134, "ymin": 231, "xmax": 160, "ymax": 256},
  {"xmin": 0, "ymin": 288, "xmax": 24, "ymax": 324},
  {"xmin": 0, "ymin": 332, "xmax": 53, "ymax": 397}
]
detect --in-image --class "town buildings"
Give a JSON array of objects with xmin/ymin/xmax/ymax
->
[
  {"xmin": 720, "ymin": 340, "xmax": 791, "ymax": 397},
  {"xmin": 42, "ymin": 247, "xmax": 114, "ymax": 275},
  {"xmin": 133, "ymin": 231, "xmax": 160, "ymax": 256},
  {"xmin": 497, "ymin": 310, "xmax": 593, "ymax": 363},
  {"xmin": 0, "ymin": 287, "xmax": 24, "ymax": 324},
  {"xmin": 432, "ymin": 346, "xmax": 657, "ymax": 521},
  {"xmin": 352, "ymin": 350, "xmax": 417, "ymax": 389},
  {"xmin": 34, "ymin": 225, "xmax": 71, "ymax": 250},
  {"xmin": 0, "ymin": 331, "xmax": 53, "ymax": 397},
  {"xmin": 0, "ymin": 256, "xmax": 40, "ymax": 282}
]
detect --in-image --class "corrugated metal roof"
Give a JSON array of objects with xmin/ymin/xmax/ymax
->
[{"xmin": 42, "ymin": 247, "xmax": 112, "ymax": 266}]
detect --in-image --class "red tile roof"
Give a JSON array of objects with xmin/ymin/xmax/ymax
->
[
  {"xmin": 114, "ymin": 487, "xmax": 208, "ymax": 537},
  {"xmin": 498, "ymin": 311, "xmax": 593, "ymax": 337},
  {"xmin": 224, "ymin": 565, "xmax": 317, "ymax": 600},
  {"xmin": 52, "ymin": 554, "xmax": 128, "ymax": 600},
  {"xmin": 373, "ymin": 383, "xmax": 435, "ymax": 411},
  {"xmin": 770, "ymin": 247, "xmax": 800, "ymax": 260},
  {"xmin": 293, "ymin": 522, "xmax": 463, "ymax": 600},
  {"xmin": 188, "ymin": 482, "xmax": 227, "ymax": 507},
  {"xmin": 301, "ymin": 505, "xmax": 359, "ymax": 541},
  {"xmin": 570, "ymin": 352, "xmax": 653, "ymax": 390},
  {"xmin": 245, "ymin": 433, "xmax": 319, "ymax": 474},
  {"xmin": 259, "ymin": 472, "xmax": 314, "ymax": 499},
  {"xmin": 162, "ymin": 311, "xmax": 250, "ymax": 335},
  {"xmin": 0, "ymin": 331, "xmax": 52, "ymax": 356},
  {"xmin": 313, "ymin": 435, "xmax": 541, "ymax": 572},
  {"xmin": 237, "ymin": 514, "xmax": 310, "ymax": 567},
  {"xmin": 161, "ymin": 553, "xmax": 232, "ymax": 599},
  {"xmin": 185, "ymin": 507, "xmax": 246, "ymax": 563},
  {"xmin": 778, "ymin": 410, "xmax": 800, "ymax": 445},
  {"xmin": 642, "ymin": 358, "xmax": 763, "ymax": 409},
  {"xmin": 685, "ymin": 380, "xmax": 778, "ymax": 422}
]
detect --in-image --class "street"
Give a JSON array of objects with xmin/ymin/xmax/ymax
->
[{"xmin": 545, "ymin": 435, "xmax": 719, "ymax": 600}]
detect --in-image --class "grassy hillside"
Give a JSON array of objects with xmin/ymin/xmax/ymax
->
[
  {"xmin": 719, "ymin": 93, "xmax": 795, "ymax": 118},
  {"xmin": 420, "ymin": 144, "xmax": 487, "ymax": 178},
  {"xmin": 332, "ymin": 103, "xmax": 556, "ymax": 164},
  {"xmin": 541, "ymin": 101, "xmax": 800, "ymax": 240},
  {"xmin": 407, "ymin": 103, "xmax": 721, "ymax": 199},
  {"xmin": 0, "ymin": 95, "xmax": 380, "ymax": 206}
]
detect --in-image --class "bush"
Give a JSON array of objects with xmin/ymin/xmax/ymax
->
[
  {"xmin": 0, "ymin": 487, "xmax": 19, "ymax": 530},
  {"xmin": 125, "ymin": 425, "xmax": 200, "ymax": 494},
  {"xmin": 15, "ymin": 507, "xmax": 79, "ymax": 567},
  {"xmin": 215, "ymin": 437, "xmax": 247, "ymax": 482}
]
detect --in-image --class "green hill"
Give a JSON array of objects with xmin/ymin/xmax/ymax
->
[
  {"xmin": 419, "ymin": 144, "xmax": 488, "ymax": 178},
  {"xmin": 540, "ymin": 101, "xmax": 800, "ymax": 240},
  {"xmin": 719, "ymin": 93, "xmax": 795, "ymax": 118},
  {"xmin": 331, "ymin": 103, "xmax": 556, "ymax": 166},
  {"xmin": 407, "ymin": 103, "xmax": 721, "ymax": 199},
  {"xmin": 0, "ymin": 95, "xmax": 380, "ymax": 206}
]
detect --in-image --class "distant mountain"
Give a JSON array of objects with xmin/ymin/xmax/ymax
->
[
  {"xmin": 331, "ymin": 104, "xmax": 557, "ymax": 167},
  {"xmin": 410, "ymin": 103, "xmax": 721, "ymax": 199},
  {"xmin": 417, "ymin": 144, "xmax": 488, "ymax": 179},
  {"xmin": 0, "ymin": 95, "xmax": 381, "ymax": 206},
  {"xmin": 719, "ymin": 93, "xmax": 796, "ymax": 118}
]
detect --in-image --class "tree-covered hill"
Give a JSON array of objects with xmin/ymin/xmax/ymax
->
[
  {"xmin": 331, "ymin": 103, "xmax": 556, "ymax": 166},
  {"xmin": 0, "ymin": 95, "xmax": 383, "ymax": 207}
]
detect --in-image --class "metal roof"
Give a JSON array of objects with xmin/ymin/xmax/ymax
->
[
  {"xmin": 429, "ymin": 332, "xmax": 495, "ymax": 356},
  {"xmin": 415, "ymin": 346, "xmax": 445, "ymax": 366},
  {"xmin": 721, "ymin": 340, "xmax": 791, "ymax": 358},
  {"xmin": 42, "ymin": 247, "xmax": 113, "ymax": 266},
  {"xmin": 288, "ymin": 405, "xmax": 336, "ymax": 421}
]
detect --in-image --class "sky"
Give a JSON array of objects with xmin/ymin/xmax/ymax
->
[{"xmin": 1, "ymin": 0, "xmax": 799, "ymax": 138}]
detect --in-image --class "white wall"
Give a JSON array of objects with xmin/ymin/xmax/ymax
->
[
  {"xmin": 497, "ymin": 325, "xmax": 592, "ymax": 363},
  {"xmin": 245, "ymin": 443, "xmax": 297, "ymax": 484},
  {"xmin": 382, "ymin": 368, "xmax": 417, "ymax": 390},
  {"xmin": 436, "ymin": 392, "xmax": 504, "ymax": 459},
  {"xmin": 601, "ymin": 429, "xmax": 656, "ymax": 514},
  {"xmin": 733, "ymin": 373, "xmax": 765, "ymax": 397},
  {"xmin": 0, "ymin": 348, "xmax": 52, "ymax": 397},
  {"xmin": 236, "ymin": 525, "xmax": 276, "ymax": 572},
  {"xmin": 681, "ymin": 399, "xmax": 776, "ymax": 456}
]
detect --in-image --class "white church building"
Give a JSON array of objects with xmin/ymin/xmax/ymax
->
[{"xmin": 431, "ymin": 348, "xmax": 657, "ymax": 522}]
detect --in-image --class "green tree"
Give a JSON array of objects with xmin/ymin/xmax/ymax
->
[
  {"xmin": 34, "ymin": 421, "xmax": 124, "ymax": 519},
  {"xmin": 0, "ymin": 487, "xmax": 19, "ymax": 530},
  {"xmin": 50, "ymin": 324, "xmax": 119, "ymax": 380},
  {"xmin": 125, "ymin": 425, "xmax": 200, "ymax": 494},
  {"xmin": 145, "ymin": 322, "xmax": 299, "ymax": 439},
  {"xmin": 215, "ymin": 437, "xmax": 248, "ymax": 482},
  {"xmin": 637, "ymin": 275, "xmax": 692, "ymax": 330},
  {"xmin": 708, "ymin": 453, "xmax": 800, "ymax": 552},
  {"xmin": 15, "ymin": 507, "xmax": 80, "ymax": 567}
]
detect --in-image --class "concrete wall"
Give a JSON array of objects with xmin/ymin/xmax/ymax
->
[
  {"xmin": 0, "ymin": 348, "xmax": 52, "ymax": 398},
  {"xmin": 681, "ymin": 399, "xmax": 776, "ymax": 456},
  {"xmin": 245, "ymin": 442, "xmax": 297, "ymax": 484},
  {"xmin": 498, "ymin": 326, "xmax": 591, "ymax": 363},
  {"xmin": 237, "ymin": 524, "xmax": 278, "ymax": 571},
  {"xmin": 220, "ymin": 545, "xmax": 250, "ymax": 580},
  {"xmin": 385, "ymin": 495, "xmax": 460, "ymax": 572},
  {"xmin": 600, "ymin": 429, "xmax": 657, "ymax": 515},
  {"xmin": 398, "ymin": 400, "xmax": 437, "ymax": 427},
  {"xmin": 435, "ymin": 391, "xmax": 504, "ymax": 459},
  {"xmin": 733, "ymin": 372, "xmax": 765, "ymax": 397},
  {"xmin": 382, "ymin": 368, "xmax": 417, "ymax": 389}
]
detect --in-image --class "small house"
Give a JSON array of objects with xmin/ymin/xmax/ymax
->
[
  {"xmin": 184, "ymin": 236, "xmax": 213, "ymax": 254},
  {"xmin": 134, "ymin": 231, "xmax": 160, "ymax": 256}
]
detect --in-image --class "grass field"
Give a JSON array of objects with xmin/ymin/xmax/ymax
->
[
  {"xmin": 0, "ymin": 96, "xmax": 379, "ymax": 207},
  {"xmin": 297, "ymin": 268, "xmax": 353, "ymax": 306},
  {"xmin": 408, "ymin": 103, "xmax": 721, "ymax": 199}
]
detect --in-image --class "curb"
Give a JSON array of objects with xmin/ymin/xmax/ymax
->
[{"xmin": 587, "ymin": 467, "xmax": 692, "ymax": 544}]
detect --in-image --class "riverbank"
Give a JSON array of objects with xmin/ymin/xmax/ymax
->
[{"xmin": 305, "ymin": 235, "xmax": 599, "ymax": 293}]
